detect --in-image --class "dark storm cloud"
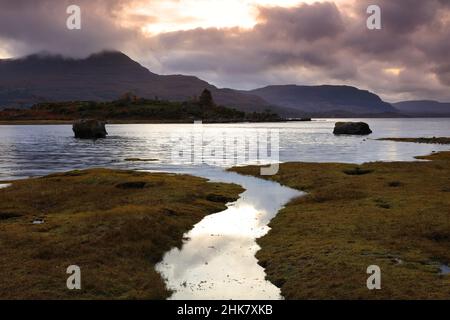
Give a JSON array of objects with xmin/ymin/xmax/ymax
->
[
  {"xmin": 0, "ymin": 0, "xmax": 137, "ymax": 57},
  {"xmin": 434, "ymin": 65, "xmax": 450, "ymax": 86},
  {"xmin": 346, "ymin": 0, "xmax": 441, "ymax": 56},
  {"xmin": 348, "ymin": 0, "xmax": 450, "ymax": 99},
  {"xmin": 0, "ymin": 0, "xmax": 449, "ymax": 101},
  {"xmin": 256, "ymin": 2, "xmax": 345, "ymax": 41},
  {"xmin": 153, "ymin": 2, "xmax": 346, "ymax": 72},
  {"xmin": 360, "ymin": 0, "xmax": 438, "ymax": 33},
  {"xmin": 151, "ymin": 0, "xmax": 450, "ymax": 101}
]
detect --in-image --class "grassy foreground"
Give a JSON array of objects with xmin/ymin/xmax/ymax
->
[
  {"xmin": 230, "ymin": 152, "xmax": 450, "ymax": 299},
  {"xmin": 0, "ymin": 169, "xmax": 243, "ymax": 299}
]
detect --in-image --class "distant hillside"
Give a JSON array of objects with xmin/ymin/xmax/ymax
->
[
  {"xmin": 393, "ymin": 100, "xmax": 450, "ymax": 116},
  {"xmin": 250, "ymin": 85, "xmax": 396, "ymax": 116},
  {"xmin": 0, "ymin": 51, "xmax": 273, "ymax": 113}
]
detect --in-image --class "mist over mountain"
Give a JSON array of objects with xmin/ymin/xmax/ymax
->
[
  {"xmin": 0, "ymin": 51, "xmax": 271, "ymax": 113},
  {"xmin": 2, "ymin": 51, "xmax": 442, "ymax": 118}
]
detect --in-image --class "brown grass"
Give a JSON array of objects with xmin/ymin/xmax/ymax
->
[
  {"xmin": 230, "ymin": 152, "xmax": 450, "ymax": 299},
  {"xmin": 0, "ymin": 169, "xmax": 243, "ymax": 299}
]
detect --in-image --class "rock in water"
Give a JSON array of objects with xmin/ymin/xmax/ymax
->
[
  {"xmin": 333, "ymin": 122, "xmax": 372, "ymax": 135},
  {"xmin": 73, "ymin": 119, "xmax": 107, "ymax": 139}
]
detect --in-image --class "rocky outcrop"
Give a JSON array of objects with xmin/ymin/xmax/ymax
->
[
  {"xmin": 333, "ymin": 122, "xmax": 372, "ymax": 135},
  {"xmin": 73, "ymin": 119, "xmax": 107, "ymax": 139}
]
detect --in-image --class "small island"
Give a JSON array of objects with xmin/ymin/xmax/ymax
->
[{"xmin": 0, "ymin": 90, "xmax": 282, "ymax": 124}]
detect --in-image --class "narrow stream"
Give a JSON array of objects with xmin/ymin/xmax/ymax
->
[{"xmin": 155, "ymin": 168, "xmax": 302, "ymax": 300}]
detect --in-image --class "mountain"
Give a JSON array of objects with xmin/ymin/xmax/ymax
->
[
  {"xmin": 249, "ymin": 85, "xmax": 396, "ymax": 116},
  {"xmin": 0, "ymin": 51, "xmax": 271, "ymax": 113},
  {"xmin": 393, "ymin": 100, "xmax": 450, "ymax": 116},
  {"xmin": 0, "ymin": 51, "xmax": 411, "ymax": 117}
]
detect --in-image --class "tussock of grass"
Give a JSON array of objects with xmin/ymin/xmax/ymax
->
[
  {"xmin": 230, "ymin": 152, "xmax": 450, "ymax": 299},
  {"xmin": 0, "ymin": 169, "xmax": 243, "ymax": 299}
]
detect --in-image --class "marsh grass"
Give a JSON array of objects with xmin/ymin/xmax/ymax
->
[
  {"xmin": 0, "ymin": 169, "xmax": 243, "ymax": 299},
  {"xmin": 230, "ymin": 152, "xmax": 450, "ymax": 299}
]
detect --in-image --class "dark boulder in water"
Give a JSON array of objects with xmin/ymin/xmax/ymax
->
[
  {"xmin": 333, "ymin": 122, "xmax": 372, "ymax": 135},
  {"xmin": 73, "ymin": 119, "xmax": 107, "ymax": 139}
]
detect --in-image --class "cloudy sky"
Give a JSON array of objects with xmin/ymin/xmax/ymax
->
[{"xmin": 1, "ymin": 0, "xmax": 449, "ymax": 102}]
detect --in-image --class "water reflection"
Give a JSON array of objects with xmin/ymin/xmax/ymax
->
[
  {"xmin": 155, "ymin": 170, "xmax": 302, "ymax": 300},
  {"xmin": 1, "ymin": 119, "xmax": 450, "ymax": 181}
]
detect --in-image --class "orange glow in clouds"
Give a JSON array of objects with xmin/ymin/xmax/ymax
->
[{"xmin": 121, "ymin": 0, "xmax": 351, "ymax": 35}]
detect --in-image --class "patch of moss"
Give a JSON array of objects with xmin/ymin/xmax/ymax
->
[
  {"xmin": 0, "ymin": 169, "xmax": 243, "ymax": 299},
  {"xmin": 230, "ymin": 151, "xmax": 450, "ymax": 299}
]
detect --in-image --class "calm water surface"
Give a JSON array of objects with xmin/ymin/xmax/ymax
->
[
  {"xmin": 1, "ymin": 118, "xmax": 449, "ymax": 299},
  {"xmin": 156, "ymin": 170, "xmax": 302, "ymax": 299},
  {"xmin": 1, "ymin": 119, "xmax": 449, "ymax": 180}
]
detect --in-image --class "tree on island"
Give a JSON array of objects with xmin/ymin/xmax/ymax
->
[
  {"xmin": 120, "ymin": 92, "xmax": 138, "ymax": 103},
  {"xmin": 199, "ymin": 89, "xmax": 215, "ymax": 107}
]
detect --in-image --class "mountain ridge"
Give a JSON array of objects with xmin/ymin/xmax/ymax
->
[
  {"xmin": 393, "ymin": 100, "xmax": 450, "ymax": 116},
  {"xmin": 0, "ymin": 51, "xmax": 273, "ymax": 113},
  {"xmin": 2, "ymin": 50, "xmax": 445, "ymax": 117},
  {"xmin": 249, "ymin": 84, "xmax": 396, "ymax": 115}
]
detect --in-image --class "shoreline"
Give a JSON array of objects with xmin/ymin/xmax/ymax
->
[
  {"xmin": 377, "ymin": 137, "xmax": 450, "ymax": 145},
  {"xmin": 1, "ymin": 118, "xmax": 450, "ymax": 126},
  {"xmin": 0, "ymin": 119, "xmax": 292, "ymax": 125}
]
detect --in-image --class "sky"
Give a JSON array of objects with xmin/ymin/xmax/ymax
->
[{"xmin": 0, "ymin": 0, "xmax": 449, "ymax": 102}]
